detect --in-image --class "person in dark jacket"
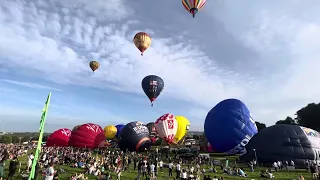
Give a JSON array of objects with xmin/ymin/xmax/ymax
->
[{"xmin": 7, "ymin": 156, "xmax": 19, "ymax": 179}]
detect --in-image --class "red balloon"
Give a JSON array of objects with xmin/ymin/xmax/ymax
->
[
  {"xmin": 69, "ymin": 123, "xmax": 106, "ymax": 149},
  {"xmin": 46, "ymin": 128, "xmax": 71, "ymax": 147}
]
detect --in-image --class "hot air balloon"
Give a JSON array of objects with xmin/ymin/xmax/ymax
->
[
  {"xmin": 46, "ymin": 128, "xmax": 71, "ymax": 147},
  {"xmin": 104, "ymin": 125, "xmax": 117, "ymax": 140},
  {"xmin": 115, "ymin": 124, "xmax": 125, "ymax": 138},
  {"xmin": 72, "ymin": 125, "xmax": 81, "ymax": 131},
  {"xmin": 69, "ymin": 123, "xmax": 106, "ymax": 149},
  {"xmin": 133, "ymin": 32, "xmax": 151, "ymax": 56},
  {"xmin": 141, "ymin": 75, "xmax": 164, "ymax": 106},
  {"xmin": 182, "ymin": 0, "xmax": 207, "ymax": 18},
  {"xmin": 146, "ymin": 122, "xmax": 156, "ymax": 136},
  {"xmin": 174, "ymin": 116, "xmax": 190, "ymax": 144},
  {"xmin": 118, "ymin": 121, "xmax": 151, "ymax": 152},
  {"xmin": 204, "ymin": 99, "xmax": 258, "ymax": 154},
  {"xmin": 155, "ymin": 113, "xmax": 178, "ymax": 144},
  {"xmin": 241, "ymin": 124, "xmax": 320, "ymax": 167},
  {"xmin": 89, "ymin": 60, "xmax": 100, "ymax": 72}
]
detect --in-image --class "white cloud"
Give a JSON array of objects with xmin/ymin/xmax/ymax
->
[
  {"xmin": 1, "ymin": 0, "xmax": 320, "ymax": 128},
  {"xmin": 0, "ymin": 79, "xmax": 62, "ymax": 91}
]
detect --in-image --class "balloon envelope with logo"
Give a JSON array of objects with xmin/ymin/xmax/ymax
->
[
  {"xmin": 241, "ymin": 124, "xmax": 320, "ymax": 167},
  {"xmin": 69, "ymin": 123, "xmax": 106, "ymax": 149},
  {"xmin": 204, "ymin": 99, "xmax": 258, "ymax": 154},
  {"xmin": 118, "ymin": 121, "xmax": 151, "ymax": 152},
  {"xmin": 46, "ymin": 128, "xmax": 71, "ymax": 147}
]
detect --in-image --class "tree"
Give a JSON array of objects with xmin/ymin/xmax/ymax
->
[
  {"xmin": 21, "ymin": 136, "xmax": 30, "ymax": 143},
  {"xmin": 192, "ymin": 134, "xmax": 200, "ymax": 140},
  {"xmin": 11, "ymin": 136, "xmax": 19, "ymax": 144},
  {"xmin": 0, "ymin": 135, "xmax": 12, "ymax": 144},
  {"xmin": 296, "ymin": 103, "xmax": 320, "ymax": 131},
  {"xmin": 255, "ymin": 121, "xmax": 266, "ymax": 131},
  {"xmin": 276, "ymin": 116, "xmax": 296, "ymax": 125}
]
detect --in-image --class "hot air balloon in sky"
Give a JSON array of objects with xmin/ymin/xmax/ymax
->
[
  {"xmin": 115, "ymin": 124, "xmax": 125, "ymax": 138},
  {"xmin": 104, "ymin": 125, "xmax": 117, "ymax": 140},
  {"xmin": 69, "ymin": 123, "xmax": 106, "ymax": 149},
  {"xmin": 141, "ymin": 75, "xmax": 164, "ymax": 106},
  {"xmin": 46, "ymin": 128, "xmax": 71, "ymax": 147},
  {"xmin": 89, "ymin": 60, "xmax": 100, "ymax": 72},
  {"xmin": 133, "ymin": 32, "xmax": 151, "ymax": 56},
  {"xmin": 118, "ymin": 121, "xmax": 151, "ymax": 152},
  {"xmin": 182, "ymin": 0, "xmax": 207, "ymax": 18},
  {"xmin": 155, "ymin": 113, "xmax": 178, "ymax": 144},
  {"xmin": 204, "ymin": 99, "xmax": 258, "ymax": 154},
  {"xmin": 174, "ymin": 116, "xmax": 190, "ymax": 144}
]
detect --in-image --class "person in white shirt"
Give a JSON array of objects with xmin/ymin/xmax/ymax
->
[
  {"xmin": 45, "ymin": 163, "xmax": 55, "ymax": 180},
  {"xmin": 176, "ymin": 162, "xmax": 181, "ymax": 179},
  {"xmin": 27, "ymin": 153, "xmax": 34, "ymax": 172},
  {"xmin": 150, "ymin": 162, "xmax": 155, "ymax": 178},
  {"xmin": 181, "ymin": 169, "xmax": 187, "ymax": 180},
  {"xmin": 159, "ymin": 160, "xmax": 163, "ymax": 172}
]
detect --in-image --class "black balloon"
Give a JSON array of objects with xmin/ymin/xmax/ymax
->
[
  {"xmin": 146, "ymin": 122, "xmax": 156, "ymax": 136},
  {"xmin": 241, "ymin": 124, "xmax": 320, "ymax": 167},
  {"xmin": 118, "ymin": 121, "xmax": 151, "ymax": 152},
  {"xmin": 141, "ymin": 75, "xmax": 164, "ymax": 106}
]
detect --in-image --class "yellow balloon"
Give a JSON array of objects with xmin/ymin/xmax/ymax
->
[
  {"xmin": 104, "ymin": 125, "xmax": 117, "ymax": 139},
  {"xmin": 174, "ymin": 116, "xmax": 190, "ymax": 144}
]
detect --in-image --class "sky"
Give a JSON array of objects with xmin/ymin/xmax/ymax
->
[{"xmin": 0, "ymin": 0, "xmax": 320, "ymax": 132}]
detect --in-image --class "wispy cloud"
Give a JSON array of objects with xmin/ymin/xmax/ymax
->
[
  {"xmin": 0, "ymin": 0, "xmax": 320, "ymax": 128},
  {"xmin": 0, "ymin": 79, "xmax": 62, "ymax": 91}
]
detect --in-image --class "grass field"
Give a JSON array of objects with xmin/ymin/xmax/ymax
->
[{"xmin": 1, "ymin": 151, "xmax": 313, "ymax": 180}]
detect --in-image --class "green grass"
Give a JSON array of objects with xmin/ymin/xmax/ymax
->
[{"xmin": 1, "ymin": 152, "xmax": 312, "ymax": 180}]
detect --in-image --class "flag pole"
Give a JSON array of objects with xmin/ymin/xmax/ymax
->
[{"xmin": 28, "ymin": 92, "xmax": 51, "ymax": 180}]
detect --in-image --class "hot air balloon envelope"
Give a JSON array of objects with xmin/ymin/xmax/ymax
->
[
  {"xmin": 204, "ymin": 99, "xmax": 258, "ymax": 154},
  {"xmin": 69, "ymin": 123, "xmax": 106, "ymax": 149},
  {"xmin": 115, "ymin": 124, "xmax": 125, "ymax": 138},
  {"xmin": 133, "ymin": 32, "xmax": 151, "ymax": 55},
  {"xmin": 89, "ymin": 61, "xmax": 100, "ymax": 72},
  {"xmin": 104, "ymin": 125, "xmax": 117, "ymax": 139},
  {"xmin": 182, "ymin": 0, "xmax": 207, "ymax": 18},
  {"xmin": 118, "ymin": 121, "xmax": 151, "ymax": 152},
  {"xmin": 174, "ymin": 116, "xmax": 190, "ymax": 144},
  {"xmin": 155, "ymin": 113, "xmax": 178, "ymax": 143},
  {"xmin": 46, "ymin": 128, "xmax": 71, "ymax": 147},
  {"xmin": 241, "ymin": 124, "xmax": 320, "ymax": 167},
  {"xmin": 141, "ymin": 75, "xmax": 164, "ymax": 105}
]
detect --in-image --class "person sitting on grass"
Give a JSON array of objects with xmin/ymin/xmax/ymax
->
[{"xmin": 237, "ymin": 168, "xmax": 247, "ymax": 177}]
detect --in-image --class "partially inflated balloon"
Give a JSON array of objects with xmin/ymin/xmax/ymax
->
[
  {"xmin": 141, "ymin": 75, "xmax": 164, "ymax": 106},
  {"xmin": 115, "ymin": 124, "xmax": 125, "ymax": 138},
  {"xmin": 104, "ymin": 125, "xmax": 117, "ymax": 139},
  {"xmin": 118, "ymin": 121, "xmax": 151, "ymax": 152},
  {"xmin": 204, "ymin": 99, "xmax": 258, "ymax": 154},
  {"xmin": 46, "ymin": 128, "xmax": 71, "ymax": 147},
  {"xmin": 89, "ymin": 60, "xmax": 100, "ymax": 72},
  {"xmin": 155, "ymin": 113, "xmax": 178, "ymax": 144},
  {"xmin": 69, "ymin": 123, "xmax": 106, "ymax": 149},
  {"xmin": 174, "ymin": 116, "xmax": 190, "ymax": 144},
  {"xmin": 133, "ymin": 32, "xmax": 151, "ymax": 56}
]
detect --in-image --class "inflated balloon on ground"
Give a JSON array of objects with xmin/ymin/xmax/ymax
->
[
  {"xmin": 118, "ymin": 121, "xmax": 151, "ymax": 152},
  {"xmin": 204, "ymin": 99, "xmax": 258, "ymax": 154},
  {"xmin": 46, "ymin": 128, "xmax": 71, "ymax": 147}
]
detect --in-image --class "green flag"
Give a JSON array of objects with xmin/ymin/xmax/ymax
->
[{"xmin": 28, "ymin": 92, "xmax": 51, "ymax": 180}]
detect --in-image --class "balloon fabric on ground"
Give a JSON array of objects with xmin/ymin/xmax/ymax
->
[
  {"xmin": 46, "ymin": 128, "xmax": 71, "ymax": 147},
  {"xmin": 204, "ymin": 99, "xmax": 258, "ymax": 154},
  {"xmin": 242, "ymin": 124, "xmax": 320, "ymax": 167}
]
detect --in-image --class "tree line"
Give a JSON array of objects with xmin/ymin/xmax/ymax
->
[
  {"xmin": 256, "ymin": 102, "xmax": 320, "ymax": 132},
  {"xmin": 0, "ymin": 132, "xmax": 50, "ymax": 144}
]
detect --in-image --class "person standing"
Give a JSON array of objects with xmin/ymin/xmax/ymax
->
[
  {"xmin": 45, "ymin": 163, "xmax": 55, "ymax": 180},
  {"xmin": 0, "ymin": 159, "xmax": 5, "ymax": 180},
  {"xmin": 176, "ymin": 162, "xmax": 181, "ymax": 179},
  {"xmin": 7, "ymin": 156, "xmax": 19, "ymax": 179},
  {"xmin": 168, "ymin": 161, "xmax": 173, "ymax": 177},
  {"xmin": 27, "ymin": 153, "xmax": 34, "ymax": 172}
]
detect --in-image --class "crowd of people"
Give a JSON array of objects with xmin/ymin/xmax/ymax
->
[{"xmin": 0, "ymin": 144, "xmax": 316, "ymax": 180}]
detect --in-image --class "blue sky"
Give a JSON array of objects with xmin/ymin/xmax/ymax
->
[{"xmin": 1, "ymin": 0, "xmax": 320, "ymax": 132}]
